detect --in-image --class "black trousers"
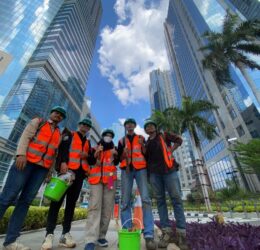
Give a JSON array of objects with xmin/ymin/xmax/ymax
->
[{"xmin": 46, "ymin": 167, "xmax": 86, "ymax": 235}]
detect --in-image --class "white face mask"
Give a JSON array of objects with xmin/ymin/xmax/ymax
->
[{"xmin": 103, "ymin": 136, "xmax": 112, "ymax": 143}]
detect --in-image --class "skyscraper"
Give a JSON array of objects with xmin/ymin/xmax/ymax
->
[
  {"xmin": 219, "ymin": 0, "xmax": 260, "ymax": 20},
  {"xmin": 0, "ymin": 0, "xmax": 102, "ymax": 185},
  {"xmin": 164, "ymin": 0, "xmax": 260, "ymax": 192}
]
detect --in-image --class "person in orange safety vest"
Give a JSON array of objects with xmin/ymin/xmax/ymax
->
[
  {"xmin": 41, "ymin": 118, "xmax": 93, "ymax": 250},
  {"xmin": 117, "ymin": 118, "xmax": 156, "ymax": 250},
  {"xmin": 144, "ymin": 119, "xmax": 189, "ymax": 250},
  {"xmin": 84, "ymin": 129, "xmax": 119, "ymax": 250},
  {"xmin": 0, "ymin": 106, "xmax": 66, "ymax": 250}
]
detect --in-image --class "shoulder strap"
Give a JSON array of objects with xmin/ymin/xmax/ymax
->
[{"xmin": 34, "ymin": 118, "xmax": 46, "ymax": 137}]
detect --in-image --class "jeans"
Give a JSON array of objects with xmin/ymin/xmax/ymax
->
[
  {"xmin": 120, "ymin": 168, "xmax": 154, "ymax": 238},
  {"xmin": 149, "ymin": 170, "xmax": 186, "ymax": 232},
  {"xmin": 0, "ymin": 162, "xmax": 48, "ymax": 246},
  {"xmin": 46, "ymin": 167, "xmax": 85, "ymax": 235}
]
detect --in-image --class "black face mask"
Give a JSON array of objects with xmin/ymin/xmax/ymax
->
[{"xmin": 98, "ymin": 139, "xmax": 114, "ymax": 151}]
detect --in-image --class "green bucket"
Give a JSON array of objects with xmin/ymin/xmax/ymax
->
[
  {"xmin": 118, "ymin": 229, "xmax": 141, "ymax": 250},
  {"xmin": 44, "ymin": 177, "xmax": 69, "ymax": 202}
]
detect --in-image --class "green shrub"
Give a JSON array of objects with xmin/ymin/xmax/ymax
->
[{"xmin": 0, "ymin": 206, "xmax": 87, "ymax": 234}]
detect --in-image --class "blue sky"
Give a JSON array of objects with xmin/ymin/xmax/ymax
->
[{"xmin": 86, "ymin": 0, "xmax": 169, "ymax": 135}]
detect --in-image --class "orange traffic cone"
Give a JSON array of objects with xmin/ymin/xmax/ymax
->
[
  {"xmin": 133, "ymin": 189, "xmax": 144, "ymax": 230},
  {"xmin": 113, "ymin": 203, "xmax": 119, "ymax": 225}
]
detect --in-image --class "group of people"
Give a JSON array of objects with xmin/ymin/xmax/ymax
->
[{"xmin": 0, "ymin": 106, "xmax": 189, "ymax": 250}]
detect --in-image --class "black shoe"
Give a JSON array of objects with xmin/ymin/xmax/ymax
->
[{"xmin": 97, "ymin": 239, "xmax": 108, "ymax": 247}]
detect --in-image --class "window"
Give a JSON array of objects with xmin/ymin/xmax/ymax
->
[{"xmin": 236, "ymin": 125, "xmax": 245, "ymax": 137}]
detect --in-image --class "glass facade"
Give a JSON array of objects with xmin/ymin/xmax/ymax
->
[
  {"xmin": 149, "ymin": 69, "xmax": 169, "ymax": 111},
  {"xmin": 0, "ymin": 0, "xmax": 102, "ymax": 186},
  {"xmin": 165, "ymin": 0, "xmax": 260, "ymax": 191},
  {"xmin": 221, "ymin": 0, "xmax": 260, "ymax": 20},
  {"xmin": 0, "ymin": 0, "xmax": 64, "ymax": 107}
]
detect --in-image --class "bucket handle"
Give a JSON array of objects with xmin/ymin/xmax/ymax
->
[{"xmin": 121, "ymin": 217, "xmax": 142, "ymax": 230}]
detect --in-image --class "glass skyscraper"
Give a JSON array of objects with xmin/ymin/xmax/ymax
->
[
  {"xmin": 164, "ymin": 0, "xmax": 260, "ymax": 192},
  {"xmin": 0, "ymin": 0, "xmax": 102, "ymax": 186},
  {"xmin": 219, "ymin": 0, "xmax": 260, "ymax": 20}
]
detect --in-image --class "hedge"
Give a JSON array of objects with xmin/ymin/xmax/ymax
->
[{"xmin": 0, "ymin": 206, "xmax": 87, "ymax": 234}]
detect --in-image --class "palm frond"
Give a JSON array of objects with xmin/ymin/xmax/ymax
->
[
  {"xmin": 223, "ymin": 12, "xmax": 238, "ymax": 36},
  {"xmin": 236, "ymin": 43, "xmax": 260, "ymax": 55},
  {"xmin": 236, "ymin": 54, "xmax": 260, "ymax": 70}
]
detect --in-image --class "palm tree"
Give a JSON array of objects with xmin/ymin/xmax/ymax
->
[
  {"xmin": 152, "ymin": 96, "xmax": 219, "ymax": 211},
  {"xmin": 200, "ymin": 12, "xmax": 260, "ymax": 103}
]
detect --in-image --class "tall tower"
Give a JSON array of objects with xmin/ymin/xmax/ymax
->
[
  {"xmin": 0, "ymin": 0, "xmax": 102, "ymax": 185},
  {"xmin": 164, "ymin": 0, "xmax": 260, "ymax": 192},
  {"xmin": 219, "ymin": 0, "xmax": 260, "ymax": 20}
]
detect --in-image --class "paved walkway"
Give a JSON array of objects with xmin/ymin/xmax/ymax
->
[
  {"xmin": 1, "ymin": 215, "xmax": 258, "ymax": 249},
  {"xmin": 0, "ymin": 220, "xmax": 169, "ymax": 250}
]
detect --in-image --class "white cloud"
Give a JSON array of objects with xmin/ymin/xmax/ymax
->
[
  {"xmin": 135, "ymin": 124, "xmax": 148, "ymax": 139},
  {"xmin": 0, "ymin": 114, "xmax": 16, "ymax": 138},
  {"xmin": 98, "ymin": 0, "xmax": 169, "ymax": 105},
  {"xmin": 243, "ymin": 96, "xmax": 253, "ymax": 107},
  {"xmin": 114, "ymin": 0, "xmax": 127, "ymax": 22},
  {"xmin": 206, "ymin": 13, "xmax": 224, "ymax": 31}
]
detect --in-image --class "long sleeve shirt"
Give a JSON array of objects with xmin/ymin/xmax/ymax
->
[
  {"xmin": 145, "ymin": 132, "xmax": 182, "ymax": 174},
  {"xmin": 56, "ymin": 131, "xmax": 95, "ymax": 167},
  {"xmin": 16, "ymin": 118, "xmax": 59, "ymax": 167}
]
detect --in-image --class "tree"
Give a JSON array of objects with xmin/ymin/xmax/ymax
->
[
  {"xmin": 152, "ymin": 96, "xmax": 219, "ymax": 211},
  {"xmin": 232, "ymin": 139, "xmax": 260, "ymax": 174},
  {"xmin": 200, "ymin": 12, "xmax": 260, "ymax": 103}
]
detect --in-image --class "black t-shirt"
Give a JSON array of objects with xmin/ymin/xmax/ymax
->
[
  {"xmin": 145, "ymin": 132, "xmax": 182, "ymax": 174},
  {"xmin": 145, "ymin": 134, "xmax": 170, "ymax": 174}
]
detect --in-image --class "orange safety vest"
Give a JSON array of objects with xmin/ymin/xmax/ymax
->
[
  {"xmin": 68, "ymin": 132, "xmax": 90, "ymax": 172},
  {"xmin": 26, "ymin": 121, "xmax": 61, "ymax": 169},
  {"xmin": 88, "ymin": 149, "xmax": 117, "ymax": 184},
  {"xmin": 120, "ymin": 135, "xmax": 146, "ymax": 170},
  {"xmin": 159, "ymin": 135, "xmax": 174, "ymax": 169}
]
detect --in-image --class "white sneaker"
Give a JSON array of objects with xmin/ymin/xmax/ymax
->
[
  {"xmin": 41, "ymin": 234, "xmax": 54, "ymax": 250},
  {"xmin": 3, "ymin": 242, "xmax": 31, "ymax": 250},
  {"xmin": 59, "ymin": 233, "xmax": 76, "ymax": 248}
]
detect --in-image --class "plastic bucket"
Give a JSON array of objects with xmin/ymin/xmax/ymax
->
[
  {"xmin": 44, "ymin": 177, "xmax": 69, "ymax": 202},
  {"xmin": 118, "ymin": 218, "xmax": 142, "ymax": 250},
  {"xmin": 118, "ymin": 229, "xmax": 141, "ymax": 250}
]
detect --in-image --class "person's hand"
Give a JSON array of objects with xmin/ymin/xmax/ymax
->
[
  {"xmin": 111, "ymin": 148, "xmax": 118, "ymax": 155},
  {"xmin": 138, "ymin": 136, "xmax": 144, "ymax": 145},
  {"xmin": 80, "ymin": 152, "xmax": 88, "ymax": 159},
  {"xmin": 60, "ymin": 162, "xmax": 68, "ymax": 174},
  {"xmin": 122, "ymin": 147, "xmax": 129, "ymax": 158},
  {"xmin": 16, "ymin": 155, "xmax": 27, "ymax": 170},
  {"xmin": 94, "ymin": 145, "xmax": 103, "ymax": 158},
  {"xmin": 97, "ymin": 145, "xmax": 103, "ymax": 152}
]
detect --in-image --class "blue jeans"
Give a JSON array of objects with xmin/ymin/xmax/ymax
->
[
  {"xmin": 150, "ymin": 170, "xmax": 186, "ymax": 232},
  {"xmin": 120, "ymin": 168, "xmax": 154, "ymax": 238},
  {"xmin": 0, "ymin": 162, "xmax": 48, "ymax": 246}
]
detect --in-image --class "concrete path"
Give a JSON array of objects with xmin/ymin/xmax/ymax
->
[{"xmin": 0, "ymin": 220, "xmax": 159, "ymax": 250}]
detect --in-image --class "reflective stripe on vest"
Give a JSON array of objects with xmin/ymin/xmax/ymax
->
[
  {"xmin": 88, "ymin": 149, "xmax": 117, "ymax": 185},
  {"xmin": 26, "ymin": 121, "xmax": 60, "ymax": 169},
  {"xmin": 120, "ymin": 135, "xmax": 146, "ymax": 170},
  {"xmin": 159, "ymin": 135, "xmax": 174, "ymax": 169},
  {"xmin": 68, "ymin": 132, "xmax": 89, "ymax": 172}
]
